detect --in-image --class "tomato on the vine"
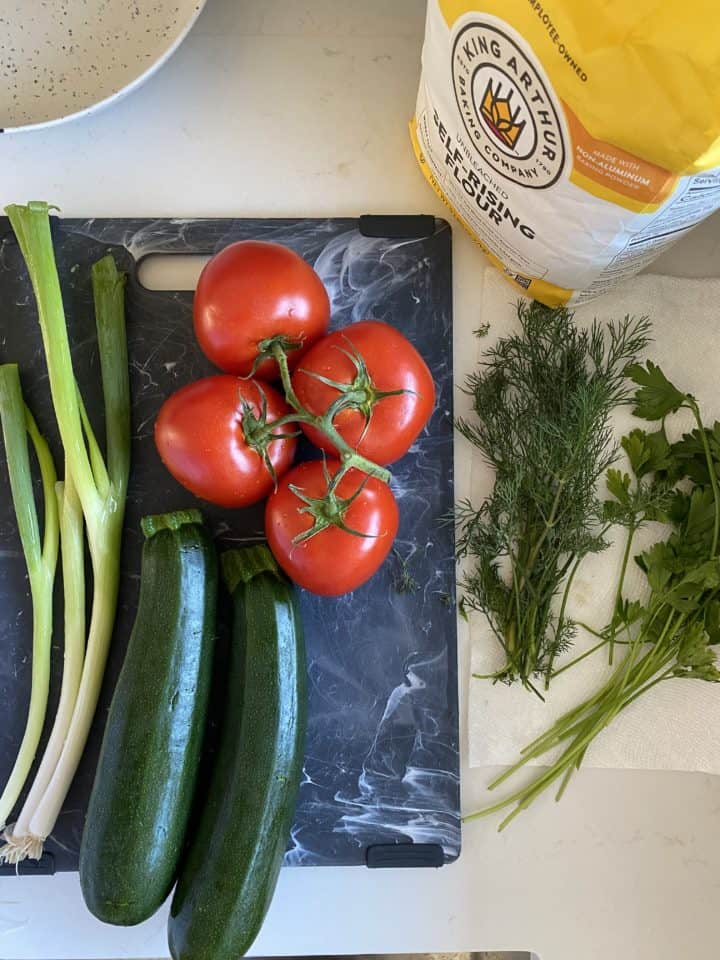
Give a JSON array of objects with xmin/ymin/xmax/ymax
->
[
  {"xmin": 193, "ymin": 240, "xmax": 330, "ymax": 379},
  {"xmin": 265, "ymin": 459, "xmax": 399, "ymax": 596},
  {"xmin": 291, "ymin": 320, "xmax": 435, "ymax": 465},
  {"xmin": 155, "ymin": 375, "xmax": 296, "ymax": 508}
]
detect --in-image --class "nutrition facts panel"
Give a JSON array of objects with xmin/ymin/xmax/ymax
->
[
  {"xmin": 573, "ymin": 170, "xmax": 720, "ymax": 304},
  {"xmin": 644, "ymin": 171, "xmax": 720, "ymax": 236}
]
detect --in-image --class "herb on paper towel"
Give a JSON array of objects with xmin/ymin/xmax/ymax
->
[
  {"xmin": 455, "ymin": 300, "xmax": 650, "ymax": 694},
  {"xmin": 467, "ymin": 363, "xmax": 720, "ymax": 830}
]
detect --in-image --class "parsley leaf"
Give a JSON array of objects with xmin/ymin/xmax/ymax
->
[
  {"xmin": 608, "ymin": 597, "xmax": 646, "ymax": 634},
  {"xmin": 636, "ymin": 541, "xmax": 675, "ymax": 593},
  {"xmin": 673, "ymin": 622, "xmax": 720, "ymax": 681},
  {"xmin": 606, "ymin": 468, "xmax": 632, "ymax": 506},
  {"xmin": 622, "ymin": 427, "xmax": 673, "ymax": 479},
  {"xmin": 626, "ymin": 361, "xmax": 689, "ymax": 420},
  {"xmin": 671, "ymin": 425, "xmax": 720, "ymax": 486},
  {"xmin": 705, "ymin": 599, "xmax": 720, "ymax": 645}
]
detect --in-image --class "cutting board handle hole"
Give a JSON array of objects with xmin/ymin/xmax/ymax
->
[{"xmin": 136, "ymin": 253, "xmax": 211, "ymax": 291}]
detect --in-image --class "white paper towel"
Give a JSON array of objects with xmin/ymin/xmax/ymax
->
[{"xmin": 468, "ymin": 269, "xmax": 720, "ymax": 773}]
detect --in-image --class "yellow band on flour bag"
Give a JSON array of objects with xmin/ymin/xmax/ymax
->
[{"xmin": 411, "ymin": 0, "xmax": 720, "ymax": 305}]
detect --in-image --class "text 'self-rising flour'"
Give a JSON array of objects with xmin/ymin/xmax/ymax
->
[{"xmin": 411, "ymin": 1, "xmax": 720, "ymax": 305}]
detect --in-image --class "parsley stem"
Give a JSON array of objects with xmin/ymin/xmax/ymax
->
[
  {"xmin": 550, "ymin": 635, "xmax": 609, "ymax": 678},
  {"xmin": 545, "ymin": 551, "xmax": 583, "ymax": 687},
  {"xmin": 473, "ymin": 642, "xmax": 678, "ymax": 827},
  {"xmin": 608, "ymin": 522, "xmax": 637, "ymax": 666},
  {"xmin": 490, "ymin": 608, "xmax": 680, "ymax": 795},
  {"xmin": 687, "ymin": 399, "xmax": 720, "ymax": 558}
]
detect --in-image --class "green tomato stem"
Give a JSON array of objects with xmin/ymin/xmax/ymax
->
[{"xmin": 256, "ymin": 342, "xmax": 392, "ymax": 485}]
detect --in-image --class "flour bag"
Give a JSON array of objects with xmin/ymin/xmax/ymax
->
[{"xmin": 411, "ymin": 1, "xmax": 720, "ymax": 305}]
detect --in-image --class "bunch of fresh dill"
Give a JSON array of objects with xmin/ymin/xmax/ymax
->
[{"xmin": 456, "ymin": 300, "xmax": 651, "ymax": 695}]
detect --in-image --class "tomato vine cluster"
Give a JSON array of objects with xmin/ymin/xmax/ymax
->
[{"xmin": 154, "ymin": 239, "xmax": 435, "ymax": 595}]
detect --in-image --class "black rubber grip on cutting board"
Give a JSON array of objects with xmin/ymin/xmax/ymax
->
[
  {"xmin": 359, "ymin": 214, "xmax": 436, "ymax": 238},
  {"xmin": 366, "ymin": 843, "xmax": 445, "ymax": 868}
]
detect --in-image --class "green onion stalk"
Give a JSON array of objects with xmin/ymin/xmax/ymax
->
[
  {"xmin": 0, "ymin": 202, "xmax": 130, "ymax": 863},
  {"xmin": 0, "ymin": 365, "xmax": 59, "ymax": 831},
  {"xmin": 3, "ymin": 470, "xmax": 86, "ymax": 863}
]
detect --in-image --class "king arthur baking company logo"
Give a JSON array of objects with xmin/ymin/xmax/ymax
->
[
  {"xmin": 451, "ymin": 18, "xmax": 566, "ymax": 189},
  {"xmin": 480, "ymin": 78, "xmax": 526, "ymax": 150}
]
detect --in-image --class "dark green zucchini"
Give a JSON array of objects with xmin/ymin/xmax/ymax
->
[
  {"xmin": 168, "ymin": 544, "xmax": 306, "ymax": 960},
  {"xmin": 79, "ymin": 509, "xmax": 217, "ymax": 925}
]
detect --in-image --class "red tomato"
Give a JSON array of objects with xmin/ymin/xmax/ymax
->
[
  {"xmin": 155, "ymin": 375, "xmax": 296, "ymax": 508},
  {"xmin": 193, "ymin": 240, "xmax": 330, "ymax": 379},
  {"xmin": 291, "ymin": 320, "xmax": 435, "ymax": 465},
  {"xmin": 265, "ymin": 459, "xmax": 399, "ymax": 595}
]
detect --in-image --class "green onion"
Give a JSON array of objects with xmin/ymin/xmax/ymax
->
[
  {"xmin": 0, "ymin": 365, "xmax": 59, "ymax": 830},
  {"xmin": 0, "ymin": 202, "xmax": 130, "ymax": 862},
  {"xmin": 4, "ymin": 472, "xmax": 85, "ymax": 863}
]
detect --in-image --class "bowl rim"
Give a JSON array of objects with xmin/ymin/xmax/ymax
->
[{"xmin": 1, "ymin": 0, "xmax": 208, "ymax": 134}]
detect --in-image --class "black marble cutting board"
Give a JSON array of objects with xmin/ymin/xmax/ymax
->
[{"xmin": 0, "ymin": 215, "xmax": 459, "ymax": 873}]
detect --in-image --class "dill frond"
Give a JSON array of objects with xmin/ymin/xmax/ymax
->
[{"xmin": 457, "ymin": 301, "xmax": 651, "ymax": 689}]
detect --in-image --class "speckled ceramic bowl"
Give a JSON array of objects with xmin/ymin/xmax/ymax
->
[{"xmin": 0, "ymin": 0, "xmax": 207, "ymax": 132}]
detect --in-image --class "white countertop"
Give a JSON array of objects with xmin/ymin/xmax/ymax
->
[{"xmin": 1, "ymin": 2, "xmax": 719, "ymax": 959}]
